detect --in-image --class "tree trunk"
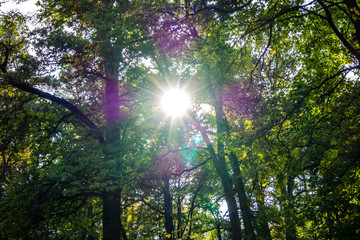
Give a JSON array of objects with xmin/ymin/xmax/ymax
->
[
  {"xmin": 215, "ymin": 156, "xmax": 243, "ymax": 240},
  {"xmin": 163, "ymin": 174, "xmax": 174, "ymax": 239},
  {"xmin": 87, "ymin": 202, "xmax": 96, "ymax": 240},
  {"xmin": 217, "ymin": 222, "xmax": 223, "ymax": 240},
  {"xmin": 253, "ymin": 174, "xmax": 272, "ymax": 240},
  {"xmin": 103, "ymin": 60, "xmax": 123, "ymax": 239},
  {"xmin": 285, "ymin": 176, "xmax": 297, "ymax": 240},
  {"xmin": 213, "ymin": 97, "xmax": 256, "ymax": 240},
  {"xmin": 229, "ymin": 152, "xmax": 257, "ymax": 240},
  {"xmin": 193, "ymin": 74, "xmax": 242, "ymax": 240},
  {"xmin": 196, "ymin": 125, "xmax": 242, "ymax": 240},
  {"xmin": 103, "ymin": 189, "xmax": 122, "ymax": 240},
  {"xmin": 176, "ymin": 177, "xmax": 183, "ymax": 239}
]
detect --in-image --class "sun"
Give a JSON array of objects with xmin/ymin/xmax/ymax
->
[{"xmin": 161, "ymin": 88, "xmax": 191, "ymax": 118}]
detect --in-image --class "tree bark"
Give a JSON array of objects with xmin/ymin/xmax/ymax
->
[
  {"xmin": 215, "ymin": 156, "xmax": 243, "ymax": 240},
  {"xmin": 103, "ymin": 189, "xmax": 123, "ymax": 240},
  {"xmin": 102, "ymin": 57, "xmax": 123, "ymax": 239},
  {"xmin": 284, "ymin": 176, "xmax": 297, "ymax": 240},
  {"xmin": 217, "ymin": 222, "xmax": 223, "ymax": 240},
  {"xmin": 87, "ymin": 202, "xmax": 96, "ymax": 240},
  {"xmin": 196, "ymin": 123, "xmax": 242, "ymax": 240},
  {"xmin": 229, "ymin": 152, "xmax": 257, "ymax": 240},
  {"xmin": 163, "ymin": 174, "xmax": 174, "ymax": 239},
  {"xmin": 176, "ymin": 177, "xmax": 183, "ymax": 239},
  {"xmin": 213, "ymin": 96, "xmax": 256, "ymax": 240}
]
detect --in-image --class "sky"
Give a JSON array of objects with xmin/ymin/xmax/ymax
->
[{"xmin": 1, "ymin": 0, "xmax": 38, "ymax": 14}]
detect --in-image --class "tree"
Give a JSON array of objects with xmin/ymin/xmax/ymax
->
[{"xmin": 1, "ymin": 0, "xmax": 151, "ymax": 238}]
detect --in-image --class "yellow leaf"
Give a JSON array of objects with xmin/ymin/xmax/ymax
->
[{"xmin": 239, "ymin": 152, "xmax": 247, "ymax": 160}]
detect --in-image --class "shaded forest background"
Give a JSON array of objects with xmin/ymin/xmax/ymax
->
[{"xmin": 1, "ymin": 0, "xmax": 360, "ymax": 239}]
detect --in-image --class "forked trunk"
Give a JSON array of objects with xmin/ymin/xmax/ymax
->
[{"xmin": 213, "ymin": 97, "xmax": 256, "ymax": 240}]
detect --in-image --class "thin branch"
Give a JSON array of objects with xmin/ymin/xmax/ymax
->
[
  {"xmin": 250, "ymin": 20, "xmax": 273, "ymax": 83},
  {"xmin": 46, "ymin": 113, "xmax": 74, "ymax": 137},
  {"xmin": 132, "ymin": 187, "xmax": 165, "ymax": 215},
  {"xmin": 172, "ymin": 157, "xmax": 211, "ymax": 176}
]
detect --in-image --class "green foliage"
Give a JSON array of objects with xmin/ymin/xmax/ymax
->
[{"xmin": 1, "ymin": 0, "xmax": 360, "ymax": 239}]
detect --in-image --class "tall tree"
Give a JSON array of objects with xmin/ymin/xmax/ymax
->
[{"xmin": 1, "ymin": 0, "xmax": 151, "ymax": 238}]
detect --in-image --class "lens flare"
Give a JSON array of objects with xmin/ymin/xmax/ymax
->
[{"xmin": 193, "ymin": 135, "xmax": 202, "ymax": 145}]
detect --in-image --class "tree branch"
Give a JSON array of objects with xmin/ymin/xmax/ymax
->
[
  {"xmin": 4, "ymin": 76, "xmax": 105, "ymax": 143},
  {"xmin": 317, "ymin": 0, "xmax": 360, "ymax": 63},
  {"xmin": 132, "ymin": 187, "xmax": 165, "ymax": 215},
  {"xmin": 46, "ymin": 113, "xmax": 74, "ymax": 137},
  {"xmin": 200, "ymin": 0, "xmax": 252, "ymax": 14},
  {"xmin": 172, "ymin": 157, "xmax": 211, "ymax": 176}
]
